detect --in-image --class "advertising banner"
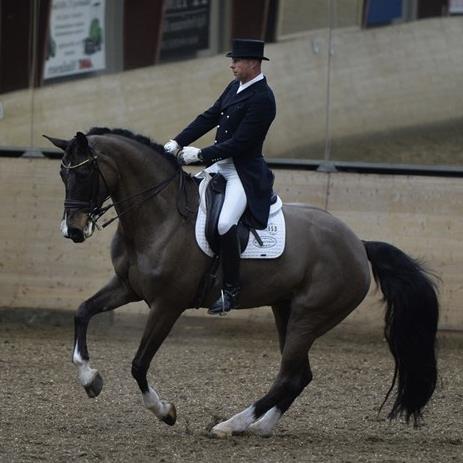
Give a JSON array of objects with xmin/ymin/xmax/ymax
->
[
  {"xmin": 43, "ymin": 0, "xmax": 106, "ymax": 80},
  {"xmin": 160, "ymin": 0, "xmax": 210, "ymax": 61}
]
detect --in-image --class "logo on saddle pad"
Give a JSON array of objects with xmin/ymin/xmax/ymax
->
[
  {"xmin": 195, "ymin": 171, "xmax": 286, "ymax": 259},
  {"xmin": 254, "ymin": 234, "xmax": 277, "ymax": 248}
]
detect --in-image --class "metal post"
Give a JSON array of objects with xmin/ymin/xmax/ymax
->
[{"xmin": 318, "ymin": 0, "xmax": 337, "ymax": 173}]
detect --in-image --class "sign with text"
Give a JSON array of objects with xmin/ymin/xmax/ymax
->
[
  {"xmin": 43, "ymin": 0, "xmax": 106, "ymax": 80},
  {"xmin": 160, "ymin": 0, "xmax": 210, "ymax": 61}
]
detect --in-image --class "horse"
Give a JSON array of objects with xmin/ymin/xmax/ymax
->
[{"xmin": 45, "ymin": 128, "xmax": 439, "ymax": 437}]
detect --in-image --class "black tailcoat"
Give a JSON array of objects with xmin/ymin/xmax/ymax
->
[{"xmin": 174, "ymin": 77, "xmax": 276, "ymax": 230}]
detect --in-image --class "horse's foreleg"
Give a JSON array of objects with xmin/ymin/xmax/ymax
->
[
  {"xmin": 73, "ymin": 276, "xmax": 138, "ymax": 397},
  {"xmin": 131, "ymin": 303, "xmax": 183, "ymax": 426}
]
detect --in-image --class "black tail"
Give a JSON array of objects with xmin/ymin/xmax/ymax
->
[{"xmin": 364, "ymin": 241, "xmax": 439, "ymax": 426}]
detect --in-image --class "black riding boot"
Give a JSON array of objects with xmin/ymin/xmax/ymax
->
[{"xmin": 208, "ymin": 225, "xmax": 241, "ymax": 315}]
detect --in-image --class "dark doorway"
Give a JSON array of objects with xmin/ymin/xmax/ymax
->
[
  {"xmin": 418, "ymin": 0, "xmax": 448, "ymax": 18},
  {"xmin": 231, "ymin": 0, "xmax": 270, "ymax": 40},
  {"xmin": 123, "ymin": 0, "xmax": 164, "ymax": 70},
  {"xmin": 0, "ymin": 0, "xmax": 50, "ymax": 92}
]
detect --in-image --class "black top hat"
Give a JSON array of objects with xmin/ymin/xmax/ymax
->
[{"xmin": 226, "ymin": 39, "xmax": 269, "ymax": 61}]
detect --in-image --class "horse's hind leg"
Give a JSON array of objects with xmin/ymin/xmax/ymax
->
[
  {"xmin": 73, "ymin": 275, "xmax": 138, "ymax": 397},
  {"xmin": 211, "ymin": 287, "xmax": 365, "ymax": 437},
  {"xmin": 272, "ymin": 301, "xmax": 291, "ymax": 353},
  {"xmin": 210, "ymin": 309, "xmax": 314, "ymax": 438},
  {"xmin": 248, "ymin": 284, "xmax": 369, "ymax": 436},
  {"xmin": 246, "ymin": 286, "xmax": 369, "ymax": 437},
  {"xmin": 247, "ymin": 325, "xmax": 313, "ymax": 436}
]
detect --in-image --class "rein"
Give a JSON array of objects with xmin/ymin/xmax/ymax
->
[
  {"xmin": 62, "ymin": 149, "xmax": 191, "ymax": 229},
  {"xmin": 98, "ymin": 169, "xmax": 181, "ymax": 229}
]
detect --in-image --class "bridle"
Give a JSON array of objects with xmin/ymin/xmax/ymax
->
[
  {"xmin": 61, "ymin": 152, "xmax": 107, "ymax": 212},
  {"xmin": 61, "ymin": 148, "xmax": 190, "ymax": 230}
]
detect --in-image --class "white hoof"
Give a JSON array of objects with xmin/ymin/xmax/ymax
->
[
  {"xmin": 210, "ymin": 405, "xmax": 256, "ymax": 437},
  {"xmin": 143, "ymin": 387, "xmax": 176, "ymax": 425},
  {"xmin": 210, "ymin": 423, "xmax": 233, "ymax": 439},
  {"xmin": 247, "ymin": 407, "xmax": 281, "ymax": 437}
]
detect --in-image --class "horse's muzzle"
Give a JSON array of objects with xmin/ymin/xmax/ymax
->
[
  {"xmin": 60, "ymin": 212, "xmax": 95, "ymax": 242},
  {"xmin": 67, "ymin": 226, "xmax": 86, "ymax": 243}
]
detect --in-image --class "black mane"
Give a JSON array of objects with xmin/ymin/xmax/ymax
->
[{"xmin": 86, "ymin": 127, "xmax": 180, "ymax": 170}]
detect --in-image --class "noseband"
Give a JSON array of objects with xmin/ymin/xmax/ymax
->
[
  {"xmin": 61, "ymin": 154, "xmax": 106, "ymax": 212},
  {"xmin": 62, "ymin": 149, "xmax": 187, "ymax": 229}
]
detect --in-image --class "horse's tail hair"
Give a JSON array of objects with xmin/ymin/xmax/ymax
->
[{"xmin": 364, "ymin": 241, "xmax": 439, "ymax": 426}]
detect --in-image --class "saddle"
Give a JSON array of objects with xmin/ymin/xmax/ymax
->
[
  {"xmin": 195, "ymin": 170, "xmax": 285, "ymax": 260},
  {"xmin": 204, "ymin": 174, "xmax": 268, "ymax": 255}
]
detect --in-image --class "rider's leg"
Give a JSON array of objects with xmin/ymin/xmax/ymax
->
[{"xmin": 208, "ymin": 163, "xmax": 247, "ymax": 314}]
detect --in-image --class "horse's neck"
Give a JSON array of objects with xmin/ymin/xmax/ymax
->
[
  {"xmin": 101, "ymin": 139, "xmax": 197, "ymax": 236},
  {"xmin": 101, "ymin": 139, "xmax": 170, "ymax": 198}
]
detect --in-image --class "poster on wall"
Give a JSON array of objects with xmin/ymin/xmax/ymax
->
[
  {"xmin": 449, "ymin": 0, "xmax": 463, "ymax": 13},
  {"xmin": 160, "ymin": 0, "xmax": 210, "ymax": 61},
  {"xmin": 43, "ymin": 0, "xmax": 106, "ymax": 80}
]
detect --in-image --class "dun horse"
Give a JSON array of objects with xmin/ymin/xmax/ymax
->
[{"xmin": 46, "ymin": 128, "xmax": 439, "ymax": 437}]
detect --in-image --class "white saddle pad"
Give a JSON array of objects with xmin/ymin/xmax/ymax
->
[{"xmin": 194, "ymin": 171, "xmax": 286, "ymax": 259}]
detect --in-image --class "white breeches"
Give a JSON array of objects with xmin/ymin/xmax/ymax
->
[{"xmin": 214, "ymin": 160, "xmax": 247, "ymax": 236}]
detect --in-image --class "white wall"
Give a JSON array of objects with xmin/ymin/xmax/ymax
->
[{"xmin": 0, "ymin": 158, "xmax": 461, "ymax": 330}]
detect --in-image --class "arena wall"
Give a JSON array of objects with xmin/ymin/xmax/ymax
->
[{"xmin": 0, "ymin": 158, "xmax": 461, "ymax": 330}]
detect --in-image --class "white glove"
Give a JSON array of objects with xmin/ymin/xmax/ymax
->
[
  {"xmin": 179, "ymin": 146, "xmax": 201, "ymax": 165},
  {"xmin": 164, "ymin": 139, "xmax": 181, "ymax": 156}
]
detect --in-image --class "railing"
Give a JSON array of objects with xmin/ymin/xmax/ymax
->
[{"xmin": 3, "ymin": 147, "xmax": 462, "ymax": 178}]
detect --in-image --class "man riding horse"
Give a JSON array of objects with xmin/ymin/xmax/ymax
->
[{"xmin": 164, "ymin": 38, "xmax": 276, "ymax": 315}]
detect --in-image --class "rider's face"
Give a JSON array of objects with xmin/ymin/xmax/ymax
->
[{"xmin": 230, "ymin": 58, "xmax": 260, "ymax": 83}]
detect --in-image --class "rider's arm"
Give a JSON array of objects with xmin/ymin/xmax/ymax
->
[{"xmin": 174, "ymin": 81, "xmax": 235, "ymax": 148}]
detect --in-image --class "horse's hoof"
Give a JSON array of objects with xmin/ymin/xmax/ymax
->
[
  {"xmin": 210, "ymin": 425, "xmax": 233, "ymax": 439},
  {"xmin": 84, "ymin": 372, "xmax": 103, "ymax": 398},
  {"xmin": 160, "ymin": 403, "xmax": 177, "ymax": 426}
]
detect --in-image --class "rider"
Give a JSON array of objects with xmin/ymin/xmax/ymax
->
[{"xmin": 164, "ymin": 38, "xmax": 276, "ymax": 315}]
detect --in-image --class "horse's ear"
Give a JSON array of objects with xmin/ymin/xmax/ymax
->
[
  {"xmin": 43, "ymin": 135, "xmax": 69, "ymax": 151},
  {"xmin": 75, "ymin": 131, "xmax": 89, "ymax": 149}
]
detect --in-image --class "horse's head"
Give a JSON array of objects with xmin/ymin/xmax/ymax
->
[{"xmin": 44, "ymin": 131, "xmax": 109, "ymax": 243}]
